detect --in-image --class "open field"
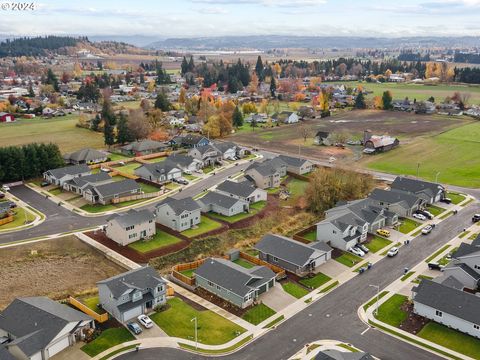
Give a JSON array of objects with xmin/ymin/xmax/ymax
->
[
  {"xmin": 0, "ymin": 114, "xmax": 104, "ymax": 153},
  {"xmin": 0, "ymin": 236, "xmax": 125, "ymax": 309}
]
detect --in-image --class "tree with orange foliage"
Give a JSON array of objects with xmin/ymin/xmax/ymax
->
[
  {"xmin": 373, "ymin": 96, "xmax": 383, "ymax": 109},
  {"xmin": 178, "ymin": 87, "xmax": 187, "ymax": 105},
  {"xmin": 385, "ymin": 69, "xmax": 392, "ymax": 78},
  {"xmin": 150, "ymin": 129, "xmax": 170, "ymax": 141},
  {"xmin": 294, "ymin": 93, "xmax": 306, "ymax": 102},
  {"xmin": 273, "ymin": 63, "xmax": 281, "ymax": 78},
  {"xmin": 248, "ymin": 73, "xmax": 259, "ymax": 95}
]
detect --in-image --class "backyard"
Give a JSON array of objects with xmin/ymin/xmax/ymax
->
[
  {"xmin": 128, "ymin": 231, "xmax": 183, "ymax": 253},
  {"xmin": 181, "ymin": 217, "xmax": 223, "ymax": 238},
  {"xmin": 208, "ymin": 201, "xmax": 266, "ymax": 223}
]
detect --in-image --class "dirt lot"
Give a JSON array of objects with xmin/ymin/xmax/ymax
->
[{"xmin": 0, "ymin": 236, "xmax": 125, "ymax": 309}]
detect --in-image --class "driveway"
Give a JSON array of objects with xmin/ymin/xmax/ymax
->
[
  {"xmin": 317, "ymin": 259, "xmax": 348, "ymax": 278},
  {"xmin": 260, "ymin": 284, "xmax": 296, "ymax": 312},
  {"xmin": 135, "ymin": 322, "xmax": 168, "ymax": 339},
  {"xmin": 50, "ymin": 342, "xmax": 90, "ymax": 360}
]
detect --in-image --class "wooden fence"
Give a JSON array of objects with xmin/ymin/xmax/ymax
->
[
  {"xmin": 292, "ymin": 224, "xmax": 317, "ymax": 244},
  {"xmin": 0, "ymin": 215, "xmax": 14, "ymax": 226},
  {"xmin": 238, "ymin": 252, "xmax": 286, "ymax": 279},
  {"xmin": 111, "ymin": 191, "xmax": 163, "ymax": 204},
  {"xmin": 166, "ymin": 286, "xmax": 175, "ymax": 297},
  {"xmin": 67, "ymin": 296, "xmax": 109, "ymax": 323},
  {"xmin": 287, "ymin": 171, "xmax": 312, "ymax": 182},
  {"xmin": 171, "ymin": 259, "xmax": 206, "ymax": 287}
]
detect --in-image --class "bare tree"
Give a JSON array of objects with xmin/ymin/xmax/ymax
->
[
  {"xmin": 128, "ymin": 109, "xmax": 152, "ymax": 140},
  {"xmin": 298, "ymin": 125, "xmax": 310, "ymax": 143}
]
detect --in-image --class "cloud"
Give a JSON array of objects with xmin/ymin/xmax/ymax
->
[
  {"xmin": 191, "ymin": 0, "xmax": 326, "ymax": 7},
  {"xmin": 197, "ymin": 6, "xmax": 229, "ymax": 14}
]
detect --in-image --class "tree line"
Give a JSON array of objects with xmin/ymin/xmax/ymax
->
[
  {"xmin": 0, "ymin": 36, "xmax": 83, "ymax": 57},
  {"xmin": 0, "ymin": 143, "xmax": 64, "ymax": 182}
]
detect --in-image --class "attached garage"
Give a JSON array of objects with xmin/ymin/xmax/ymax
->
[
  {"xmin": 122, "ymin": 306, "xmax": 142, "ymax": 322},
  {"xmin": 47, "ymin": 337, "xmax": 70, "ymax": 358}
]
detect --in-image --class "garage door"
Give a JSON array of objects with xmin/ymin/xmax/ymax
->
[
  {"xmin": 257, "ymin": 283, "xmax": 268, "ymax": 295},
  {"xmin": 47, "ymin": 336, "xmax": 70, "ymax": 357},
  {"xmin": 123, "ymin": 306, "xmax": 142, "ymax": 322}
]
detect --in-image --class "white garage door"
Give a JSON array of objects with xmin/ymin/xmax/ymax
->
[
  {"xmin": 123, "ymin": 306, "xmax": 142, "ymax": 322},
  {"xmin": 47, "ymin": 336, "xmax": 70, "ymax": 358}
]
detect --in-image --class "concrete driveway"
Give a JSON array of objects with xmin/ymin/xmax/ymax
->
[
  {"xmin": 260, "ymin": 284, "xmax": 296, "ymax": 312},
  {"xmin": 134, "ymin": 322, "xmax": 168, "ymax": 339},
  {"xmin": 318, "ymin": 259, "xmax": 349, "ymax": 278}
]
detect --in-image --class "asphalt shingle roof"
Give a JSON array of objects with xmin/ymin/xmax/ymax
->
[
  {"xmin": 370, "ymin": 188, "xmax": 421, "ymax": 208},
  {"xmin": 197, "ymin": 191, "xmax": 245, "ymax": 209},
  {"xmin": 121, "ymin": 140, "xmax": 167, "ymax": 152},
  {"xmin": 46, "ymin": 164, "xmax": 90, "ymax": 179},
  {"xmin": 278, "ymin": 154, "xmax": 310, "ymax": 168},
  {"xmin": 216, "ymin": 180, "xmax": 259, "ymax": 198},
  {"xmin": 107, "ymin": 209, "xmax": 154, "ymax": 228},
  {"xmin": 63, "ymin": 148, "xmax": 106, "ymax": 163},
  {"xmin": 66, "ymin": 172, "xmax": 111, "ymax": 188},
  {"xmin": 453, "ymin": 242, "xmax": 480, "ymax": 258},
  {"xmin": 156, "ymin": 196, "xmax": 201, "ymax": 215},
  {"xmin": 391, "ymin": 177, "xmax": 444, "ymax": 198},
  {"xmin": 90, "ymin": 179, "xmax": 140, "ymax": 198}
]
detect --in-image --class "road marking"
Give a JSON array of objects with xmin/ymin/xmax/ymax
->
[{"xmin": 361, "ymin": 327, "xmax": 370, "ymax": 335}]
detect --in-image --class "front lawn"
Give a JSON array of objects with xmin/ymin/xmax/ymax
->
[
  {"xmin": 128, "ymin": 231, "xmax": 182, "ymax": 253},
  {"xmin": 203, "ymin": 165, "xmax": 215, "ymax": 174},
  {"xmin": 299, "ymin": 272, "xmax": 331, "ymax": 289},
  {"xmin": 49, "ymin": 187, "xmax": 63, "ymax": 196},
  {"xmin": 81, "ymin": 328, "xmax": 135, "ymax": 357},
  {"xmin": 181, "ymin": 217, "xmax": 223, "ymax": 238},
  {"xmin": 447, "ymin": 192, "xmax": 466, "ymax": 205},
  {"xmin": 397, "ymin": 218, "xmax": 421, "ymax": 234},
  {"xmin": 334, "ymin": 251, "xmax": 363, "ymax": 268},
  {"xmin": 0, "ymin": 207, "xmax": 36, "ymax": 230},
  {"xmin": 183, "ymin": 174, "xmax": 198, "ymax": 181},
  {"xmin": 427, "ymin": 204, "xmax": 446, "ymax": 217},
  {"xmin": 365, "ymin": 236, "xmax": 392, "ymax": 253},
  {"xmin": 418, "ymin": 322, "xmax": 480, "ymax": 359},
  {"xmin": 233, "ymin": 258, "xmax": 255, "ymax": 269},
  {"xmin": 150, "ymin": 297, "xmax": 245, "ymax": 345},
  {"xmin": 139, "ymin": 182, "xmax": 161, "ymax": 194},
  {"xmin": 282, "ymin": 282, "xmax": 309, "ymax": 299},
  {"xmin": 374, "ymin": 294, "xmax": 408, "ymax": 327},
  {"xmin": 242, "ymin": 303, "xmax": 276, "ymax": 325}
]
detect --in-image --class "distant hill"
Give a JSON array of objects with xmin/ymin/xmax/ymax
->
[{"xmin": 146, "ymin": 35, "xmax": 480, "ymax": 50}]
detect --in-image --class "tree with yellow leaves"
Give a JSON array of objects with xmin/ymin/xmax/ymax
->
[
  {"xmin": 248, "ymin": 73, "xmax": 259, "ymax": 95},
  {"xmin": 242, "ymin": 102, "xmax": 258, "ymax": 114},
  {"xmin": 178, "ymin": 87, "xmax": 187, "ymax": 105},
  {"xmin": 147, "ymin": 81, "xmax": 155, "ymax": 93},
  {"xmin": 73, "ymin": 62, "xmax": 82, "ymax": 78},
  {"xmin": 385, "ymin": 69, "xmax": 392, "ymax": 78},
  {"xmin": 202, "ymin": 113, "xmax": 232, "ymax": 139},
  {"xmin": 259, "ymin": 99, "xmax": 270, "ymax": 115},
  {"xmin": 373, "ymin": 96, "xmax": 383, "ymax": 109},
  {"xmin": 273, "ymin": 63, "xmax": 281, "ymax": 78}
]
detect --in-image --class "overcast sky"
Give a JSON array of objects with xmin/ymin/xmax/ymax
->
[{"xmin": 2, "ymin": 0, "xmax": 480, "ymax": 38}]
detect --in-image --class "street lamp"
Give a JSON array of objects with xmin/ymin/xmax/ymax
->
[
  {"xmin": 369, "ymin": 284, "xmax": 380, "ymax": 316},
  {"xmin": 191, "ymin": 317, "xmax": 198, "ymax": 349},
  {"xmin": 416, "ymin": 163, "xmax": 420, "ymax": 178},
  {"xmin": 435, "ymin": 172, "xmax": 440, "ymax": 183}
]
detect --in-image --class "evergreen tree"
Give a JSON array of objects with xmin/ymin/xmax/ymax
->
[
  {"xmin": 355, "ymin": 92, "xmax": 366, "ymax": 109},
  {"xmin": 28, "ymin": 82, "xmax": 35, "ymax": 97},
  {"xmin": 250, "ymin": 118, "xmax": 257, "ymax": 131},
  {"xmin": 46, "ymin": 68, "xmax": 59, "ymax": 92},
  {"xmin": 116, "ymin": 114, "xmax": 132, "ymax": 144},
  {"xmin": 270, "ymin": 76, "xmax": 276, "ymax": 97},
  {"xmin": 188, "ymin": 56, "xmax": 195, "ymax": 72},
  {"xmin": 232, "ymin": 106, "xmax": 243, "ymax": 128},
  {"xmin": 181, "ymin": 56, "xmax": 189, "ymax": 76},
  {"xmin": 103, "ymin": 121, "xmax": 115, "ymax": 147},
  {"xmin": 382, "ymin": 91, "xmax": 393, "ymax": 110},
  {"xmin": 255, "ymin": 55, "xmax": 264, "ymax": 80},
  {"xmin": 154, "ymin": 91, "xmax": 172, "ymax": 111},
  {"xmin": 101, "ymin": 98, "xmax": 116, "ymax": 147},
  {"xmin": 90, "ymin": 114, "xmax": 101, "ymax": 131},
  {"xmin": 227, "ymin": 76, "xmax": 240, "ymax": 93}
]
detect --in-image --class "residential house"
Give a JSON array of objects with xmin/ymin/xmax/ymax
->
[
  {"xmin": 314, "ymin": 131, "xmax": 333, "ymax": 146},
  {"xmin": 155, "ymin": 197, "xmax": 201, "ymax": 232},
  {"xmin": 245, "ymin": 158, "xmax": 287, "ymax": 189},
  {"xmin": 135, "ymin": 160, "xmax": 181, "ymax": 184},
  {"xmin": 392, "ymin": 98, "xmax": 414, "ymax": 112},
  {"xmin": 83, "ymin": 179, "xmax": 141, "ymax": 205},
  {"xmin": 105, "ymin": 209, "xmax": 156, "ymax": 246},
  {"xmin": 368, "ymin": 188, "xmax": 424, "ymax": 217},
  {"xmin": 197, "ymin": 192, "xmax": 249, "ymax": 217},
  {"xmin": 412, "ymin": 279, "xmax": 480, "ymax": 339},
  {"xmin": 212, "ymin": 141, "xmax": 237, "ymax": 160},
  {"xmin": 255, "ymin": 234, "xmax": 332, "ymax": 276},
  {"xmin": 245, "ymin": 113, "xmax": 269, "ymax": 123},
  {"xmin": 272, "ymin": 111, "xmax": 299, "ymax": 124},
  {"xmin": 438, "ymin": 242, "xmax": 480, "ymax": 290},
  {"xmin": 188, "ymin": 145, "xmax": 222, "ymax": 167},
  {"xmin": 390, "ymin": 177, "xmax": 446, "ymax": 204},
  {"xmin": 278, "ymin": 154, "xmax": 314, "ymax": 175},
  {"xmin": 62, "ymin": 148, "xmax": 107, "ymax": 165},
  {"xmin": 0, "ymin": 297, "xmax": 93, "ymax": 360},
  {"xmin": 316, "ymin": 212, "xmax": 369, "ymax": 251},
  {"xmin": 166, "ymin": 154, "xmax": 203, "ymax": 173},
  {"xmin": 98, "ymin": 266, "xmax": 167, "ymax": 323},
  {"xmin": 43, "ymin": 164, "xmax": 91, "ymax": 186},
  {"xmin": 121, "ymin": 139, "xmax": 169, "ymax": 156},
  {"xmin": 195, "ymin": 258, "xmax": 276, "ymax": 309},
  {"xmin": 170, "ymin": 134, "xmax": 210, "ymax": 149},
  {"xmin": 62, "ymin": 172, "xmax": 112, "ymax": 194},
  {"xmin": 215, "ymin": 180, "xmax": 267, "ymax": 204},
  {"xmin": 0, "ymin": 112, "xmax": 15, "ymax": 123}
]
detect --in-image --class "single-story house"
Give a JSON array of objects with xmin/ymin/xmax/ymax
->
[
  {"xmin": 368, "ymin": 188, "xmax": 424, "ymax": 218},
  {"xmin": 272, "ymin": 111, "xmax": 299, "ymax": 124},
  {"xmin": 135, "ymin": 160, "xmax": 182, "ymax": 184},
  {"xmin": 43, "ymin": 164, "xmax": 91, "ymax": 186},
  {"xmin": 316, "ymin": 212, "xmax": 369, "ymax": 251},
  {"xmin": 255, "ymin": 234, "xmax": 332, "ymax": 276},
  {"xmin": 83, "ymin": 179, "xmax": 141, "ymax": 204},
  {"xmin": 195, "ymin": 258, "xmax": 276, "ymax": 309},
  {"xmin": 62, "ymin": 148, "xmax": 107, "ymax": 165},
  {"xmin": 390, "ymin": 177, "xmax": 446, "ymax": 204},
  {"xmin": 363, "ymin": 135, "xmax": 399, "ymax": 154},
  {"xmin": 106, "ymin": 209, "xmax": 156, "ymax": 246},
  {"xmin": 155, "ymin": 196, "xmax": 201, "ymax": 232},
  {"xmin": 215, "ymin": 180, "xmax": 267, "ymax": 204},
  {"xmin": 98, "ymin": 266, "xmax": 167, "ymax": 323},
  {"xmin": 0, "ymin": 297, "xmax": 93, "ymax": 360},
  {"xmin": 277, "ymin": 154, "xmax": 314, "ymax": 175},
  {"xmin": 166, "ymin": 154, "xmax": 203, "ymax": 173},
  {"xmin": 121, "ymin": 139, "xmax": 169, "ymax": 156},
  {"xmin": 62, "ymin": 172, "xmax": 112, "ymax": 194},
  {"xmin": 170, "ymin": 134, "xmax": 210, "ymax": 149},
  {"xmin": 197, "ymin": 192, "xmax": 249, "ymax": 217}
]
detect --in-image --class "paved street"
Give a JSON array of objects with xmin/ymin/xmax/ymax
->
[{"xmin": 118, "ymin": 203, "xmax": 480, "ymax": 360}]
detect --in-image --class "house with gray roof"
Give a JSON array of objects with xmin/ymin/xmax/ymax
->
[
  {"xmin": 211, "ymin": 141, "xmax": 237, "ymax": 160},
  {"xmin": 272, "ymin": 111, "xmax": 299, "ymax": 124},
  {"xmin": 413, "ymin": 279, "xmax": 480, "ymax": 339},
  {"xmin": 195, "ymin": 258, "xmax": 276, "ymax": 308},
  {"xmin": 121, "ymin": 139, "xmax": 169, "ymax": 156},
  {"xmin": 277, "ymin": 155, "xmax": 314, "ymax": 175},
  {"xmin": 390, "ymin": 177, "xmax": 445, "ymax": 204},
  {"xmin": 215, "ymin": 180, "xmax": 267, "ymax": 204},
  {"xmin": 169, "ymin": 134, "xmax": 210, "ymax": 149},
  {"xmin": 245, "ymin": 158, "xmax": 286, "ymax": 189},
  {"xmin": 166, "ymin": 154, "xmax": 202, "ymax": 173},
  {"xmin": 106, "ymin": 209, "xmax": 156, "ymax": 246},
  {"xmin": 43, "ymin": 164, "xmax": 91, "ymax": 186},
  {"xmin": 0, "ymin": 297, "xmax": 93, "ymax": 360},
  {"xmin": 62, "ymin": 148, "xmax": 107, "ymax": 165},
  {"xmin": 315, "ymin": 349, "xmax": 373, "ymax": 360},
  {"xmin": 134, "ymin": 160, "xmax": 181, "ymax": 184},
  {"xmin": 155, "ymin": 197, "xmax": 201, "ymax": 232},
  {"xmin": 197, "ymin": 192, "xmax": 249, "ymax": 217},
  {"xmin": 369, "ymin": 188, "xmax": 424, "ymax": 217},
  {"xmin": 188, "ymin": 144, "xmax": 222, "ymax": 166},
  {"xmin": 98, "ymin": 266, "xmax": 167, "ymax": 323},
  {"xmin": 62, "ymin": 172, "xmax": 112, "ymax": 194},
  {"xmin": 316, "ymin": 212, "xmax": 369, "ymax": 251},
  {"xmin": 255, "ymin": 234, "xmax": 332, "ymax": 276},
  {"xmin": 441, "ymin": 261, "xmax": 480, "ymax": 290},
  {"xmin": 83, "ymin": 179, "xmax": 141, "ymax": 205}
]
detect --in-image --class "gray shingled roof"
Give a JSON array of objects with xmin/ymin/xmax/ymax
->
[
  {"xmin": 107, "ymin": 209, "xmax": 154, "ymax": 227},
  {"xmin": 63, "ymin": 148, "xmax": 106, "ymax": 163},
  {"xmin": 413, "ymin": 279, "xmax": 480, "ymax": 324},
  {"xmin": 156, "ymin": 196, "xmax": 200, "ymax": 215},
  {"xmin": 370, "ymin": 188, "xmax": 421, "ymax": 208},
  {"xmin": 471, "ymin": 234, "xmax": 480, "ymax": 247},
  {"xmin": 216, "ymin": 180, "xmax": 258, "ymax": 198},
  {"xmin": 328, "ymin": 212, "xmax": 367, "ymax": 233},
  {"xmin": 247, "ymin": 160, "xmax": 280, "ymax": 177},
  {"xmin": 195, "ymin": 258, "xmax": 275, "ymax": 297},
  {"xmin": 193, "ymin": 144, "xmax": 221, "ymax": 156},
  {"xmin": 90, "ymin": 179, "xmax": 139, "ymax": 198},
  {"xmin": 166, "ymin": 154, "xmax": 198, "ymax": 168},
  {"xmin": 197, "ymin": 191, "xmax": 244, "ymax": 209},
  {"xmin": 453, "ymin": 242, "xmax": 480, "ymax": 258},
  {"xmin": 97, "ymin": 266, "xmax": 166, "ymax": 299},
  {"xmin": 174, "ymin": 134, "xmax": 208, "ymax": 146},
  {"xmin": 121, "ymin": 139, "xmax": 167, "ymax": 152},
  {"xmin": 391, "ymin": 177, "xmax": 444, "ymax": 198},
  {"xmin": 0, "ymin": 345, "xmax": 16, "ymax": 360},
  {"xmin": 278, "ymin": 154, "xmax": 310, "ymax": 168},
  {"xmin": 0, "ymin": 297, "xmax": 91, "ymax": 356},
  {"xmin": 46, "ymin": 164, "xmax": 90, "ymax": 179},
  {"xmin": 66, "ymin": 172, "xmax": 111, "ymax": 188},
  {"xmin": 434, "ymin": 275, "xmax": 465, "ymax": 290},
  {"xmin": 255, "ymin": 234, "xmax": 331, "ymax": 267},
  {"xmin": 212, "ymin": 141, "xmax": 236, "ymax": 153},
  {"xmin": 135, "ymin": 160, "xmax": 180, "ymax": 178}
]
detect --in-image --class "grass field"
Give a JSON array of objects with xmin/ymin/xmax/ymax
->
[
  {"xmin": 298, "ymin": 272, "xmax": 331, "ymax": 289},
  {"xmin": 374, "ymin": 294, "xmax": 409, "ymax": 327},
  {"xmin": 364, "ymin": 121, "xmax": 480, "ymax": 188},
  {"xmin": 281, "ymin": 282, "xmax": 309, "ymax": 299},
  {"xmin": 81, "ymin": 328, "xmax": 134, "ymax": 357},
  {"xmin": 114, "ymin": 162, "xmax": 141, "ymax": 175},
  {"xmin": 447, "ymin": 192, "xmax": 466, "ymax": 205},
  {"xmin": 427, "ymin": 205, "xmax": 447, "ymax": 217},
  {"xmin": 181, "ymin": 217, "xmax": 223, "ymax": 238},
  {"xmin": 242, "ymin": 304, "xmax": 276, "ymax": 325},
  {"xmin": 365, "ymin": 236, "xmax": 392, "ymax": 253},
  {"xmin": 334, "ymin": 251, "xmax": 363, "ymax": 267},
  {"xmin": 0, "ymin": 115, "xmax": 104, "ymax": 153},
  {"xmin": 128, "ymin": 231, "xmax": 182, "ymax": 253},
  {"xmin": 150, "ymin": 297, "xmax": 245, "ymax": 345},
  {"xmin": 82, "ymin": 295, "xmax": 102, "ymax": 314},
  {"xmin": 397, "ymin": 218, "xmax": 421, "ymax": 234}
]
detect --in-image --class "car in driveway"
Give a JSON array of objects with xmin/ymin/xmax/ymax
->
[
  {"xmin": 412, "ymin": 213, "xmax": 427, "ymax": 221},
  {"xmin": 138, "ymin": 314, "xmax": 154, "ymax": 329},
  {"xmin": 127, "ymin": 322, "xmax": 143, "ymax": 335},
  {"xmin": 428, "ymin": 262, "xmax": 444, "ymax": 271},
  {"xmin": 421, "ymin": 225, "xmax": 433, "ymax": 235},
  {"xmin": 440, "ymin": 197, "xmax": 452, "ymax": 204},
  {"xmin": 174, "ymin": 177, "xmax": 189, "ymax": 185},
  {"xmin": 416, "ymin": 209, "xmax": 433, "ymax": 220},
  {"xmin": 473, "ymin": 214, "xmax": 480, "ymax": 223},
  {"xmin": 349, "ymin": 247, "xmax": 365, "ymax": 257},
  {"xmin": 376, "ymin": 229, "xmax": 390, "ymax": 237},
  {"xmin": 387, "ymin": 247, "xmax": 399, "ymax": 257},
  {"xmin": 1, "ymin": 185, "xmax": 10, "ymax": 192},
  {"xmin": 356, "ymin": 244, "xmax": 369, "ymax": 253}
]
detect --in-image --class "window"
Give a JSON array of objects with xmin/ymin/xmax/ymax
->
[
  {"xmin": 333, "ymin": 230, "xmax": 337, "ymax": 234},
  {"xmin": 474, "ymin": 324, "xmax": 480, "ymax": 330},
  {"xmin": 125, "ymin": 225, "xmax": 135, "ymax": 231},
  {"xmin": 207, "ymin": 281, "xmax": 214, "ymax": 287},
  {"xmin": 272, "ymin": 256, "xmax": 278, "ymax": 262},
  {"xmin": 157, "ymin": 285, "xmax": 163, "ymax": 292},
  {"xmin": 475, "ymin": 265, "xmax": 480, "ymax": 270},
  {"xmin": 435, "ymin": 310, "xmax": 443, "ymax": 317}
]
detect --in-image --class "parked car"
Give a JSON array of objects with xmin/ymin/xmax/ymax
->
[
  {"xmin": 376, "ymin": 229, "xmax": 390, "ymax": 237},
  {"xmin": 118, "ymin": 161, "xmax": 126, "ymax": 166},
  {"xmin": 427, "ymin": 263, "xmax": 444, "ymax": 271},
  {"xmin": 40, "ymin": 181, "xmax": 50, "ymax": 187},
  {"xmin": 127, "ymin": 322, "xmax": 143, "ymax": 335},
  {"xmin": 100, "ymin": 167, "xmax": 111, "ymax": 173},
  {"xmin": 387, "ymin": 247, "xmax": 399, "ymax": 257},
  {"xmin": 357, "ymin": 244, "xmax": 369, "ymax": 253},
  {"xmin": 0, "ymin": 193, "xmax": 4, "ymax": 199},
  {"xmin": 421, "ymin": 225, "xmax": 433, "ymax": 235},
  {"xmin": 349, "ymin": 247, "xmax": 365, "ymax": 257},
  {"xmin": 175, "ymin": 177, "xmax": 189, "ymax": 185},
  {"xmin": 412, "ymin": 213, "xmax": 427, "ymax": 221},
  {"xmin": 183, "ymin": 170, "xmax": 192, "ymax": 175},
  {"xmin": 1, "ymin": 185, "xmax": 10, "ymax": 192},
  {"xmin": 440, "ymin": 197, "xmax": 452, "ymax": 204},
  {"xmin": 7, "ymin": 201, "xmax": 17, "ymax": 208},
  {"xmin": 472, "ymin": 214, "xmax": 480, "ymax": 223},
  {"xmin": 416, "ymin": 210, "xmax": 433, "ymax": 220},
  {"xmin": 137, "ymin": 314, "xmax": 154, "ymax": 329}
]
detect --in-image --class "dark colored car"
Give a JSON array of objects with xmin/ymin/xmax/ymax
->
[
  {"xmin": 8, "ymin": 201, "xmax": 17, "ymax": 208},
  {"xmin": 427, "ymin": 263, "xmax": 444, "ymax": 271},
  {"xmin": 0, "ymin": 193, "xmax": 5, "ymax": 199},
  {"xmin": 440, "ymin": 197, "xmax": 452, "ymax": 204},
  {"xmin": 472, "ymin": 214, "xmax": 480, "ymax": 223},
  {"xmin": 127, "ymin": 322, "xmax": 142, "ymax": 335},
  {"xmin": 40, "ymin": 181, "xmax": 50, "ymax": 187}
]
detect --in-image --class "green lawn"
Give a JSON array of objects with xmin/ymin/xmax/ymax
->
[
  {"xmin": 300, "ymin": 230, "xmax": 317, "ymax": 242},
  {"xmin": 365, "ymin": 236, "xmax": 392, "ymax": 253},
  {"xmin": 282, "ymin": 282, "xmax": 309, "ymax": 299},
  {"xmin": 427, "ymin": 204, "xmax": 447, "ymax": 217},
  {"xmin": 363, "ymin": 290, "xmax": 389, "ymax": 311},
  {"xmin": 425, "ymin": 244, "xmax": 451, "ymax": 263},
  {"xmin": 80, "ymin": 203, "xmax": 121, "ymax": 213},
  {"xmin": 82, "ymin": 296, "xmax": 102, "ymax": 314},
  {"xmin": 183, "ymin": 174, "xmax": 199, "ymax": 181},
  {"xmin": 418, "ymin": 322, "xmax": 480, "ymax": 359},
  {"xmin": 287, "ymin": 178, "xmax": 309, "ymax": 196},
  {"xmin": 145, "ymin": 156, "xmax": 166, "ymax": 164},
  {"xmin": 150, "ymin": 298, "xmax": 245, "ymax": 345},
  {"xmin": 299, "ymin": 273, "xmax": 332, "ymax": 289},
  {"xmin": 81, "ymin": 328, "xmax": 135, "ymax": 357},
  {"xmin": 0, "ymin": 207, "xmax": 36, "ymax": 230},
  {"xmin": 447, "ymin": 192, "xmax": 466, "ymax": 205},
  {"xmin": 180, "ymin": 269, "xmax": 196, "ymax": 278},
  {"xmin": 334, "ymin": 251, "xmax": 363, "ymax": 267},
  {"xmin": 138, "ymin": 182, "xmax": 161, "ymax": 194},
  {"xmin": 233, "ymin": 258, "xmax": 255, "ymax": 269},
  {"xmin": 208, "ymin": 210, "xmax": 257, "ymax": 223},
  {"xmin": 412, "ymin": 274, "xmax": 434, "ymax": 284},
  {"xmin": 107, "ymin": 152, "xmax": 132, "ymax": 161},
  {"xmin": 115, "ymin": 162, "xmax": 142, "ymax": 175},
  {"xmin": 165, "ymin": 182, "xmax": 180, "ymax": 190},
  {"xmin": 397, "ymin": 218, "xmax": 421, "ymax": 234},
  {"xmin": 49, "ymin": 187, "xmax": 63, "ymax": 196},
  {"xmin": 374, "ymin": 294, "xmax": 409, "ymax": 327},
  {"xmin": 128, "ymin": 231, "xmax": 182, "ymax": 253},
  {"xmin": 241, "ymin": 304, "xmax": 276, "ymax": 325},
  {"xmin": 249, "ymin": 200, "xmax": 267, "ymax": 211},
  {"xmin": 203, "ymin": 165, "xmax": 215, "ymax": 174},
  {"xmin": 181, "ymin": 217, "xmax": 223, "ymax": 238}
]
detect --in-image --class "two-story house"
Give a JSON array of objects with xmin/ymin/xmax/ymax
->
[
  {"xmin": 277, "ymin": 155, "xmax": 314, "ymax": 175},
  {"xmin": 440, "ymin": 241, "xmax": 480, "ymax": 290},
  {"xmin": 170, "ymin": 134, "xmax": 210, "ymax": 149},
  {"xmin": 215, "ymin": 180, "xmax": 267, "ymax": 204},
  {"xmin": 316, "ymin": 212, "xmax": 369, "ymax": 251},
  {"xmin": 368, "ymin": 188, "xmax": 424, "ymax": 218},
  {"xmin": 245, "ymin": 158, "xmax": 286, "ymax": 189},
  {"xmin": 188, "ymin": 145, "xmax": 222, "ymax": 167},
  {"xmin": 134, "ymin": 160, "xmax": 182, "ymax": 184},
  {"xmin": 155, "ymin": 197, "xmax": 201, "ymax": 232},
  {"xmin": 43, "ymin": 164, "xmax": 91, "ymax": 186},
  {"xmin": 97, "ymin": 266, "xmax": 167, "ymax": 323},
  {"xmin": 105, "ymin": 209, "xmax": 156, "ymax": 246},
  {"xmin": 390, "ymin": 177, "xmax": 446, "ymax": 204}
]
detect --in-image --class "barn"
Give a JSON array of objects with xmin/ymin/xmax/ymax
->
[{"xmin": 0, "ymin": 112, "xmax": 15, "ymax": 123}]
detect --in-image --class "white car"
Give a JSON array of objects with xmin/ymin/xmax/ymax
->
[
  {"xmin": 412, "ymin": 213, "xmax": 426, "ymax": 221},
  {"xmin": 387, "ymin": 247, "xmax": 399, "ymax": 257},
  {"xmin": 349, "ymin": 247, "xmax": 365, "ymax": 257},
  {"xmin": 137, "ymin": 314, "xmax": 154, "ymax": 329},
  {"xmin": 1, "ymin": 185, "xmax": 10, "ymax": 192},
  {"xmin": 421, "ymin": 225, "xmax": 433, "ymax": 235}
]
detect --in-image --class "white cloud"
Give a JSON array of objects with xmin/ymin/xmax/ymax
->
[
  {"xmin": 191, "ymin": 0, "xmax": 326, "ymax": 7},
  {"xmin": 197, "ymin": 6, "xmax": 229, "ymax": 14}
]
